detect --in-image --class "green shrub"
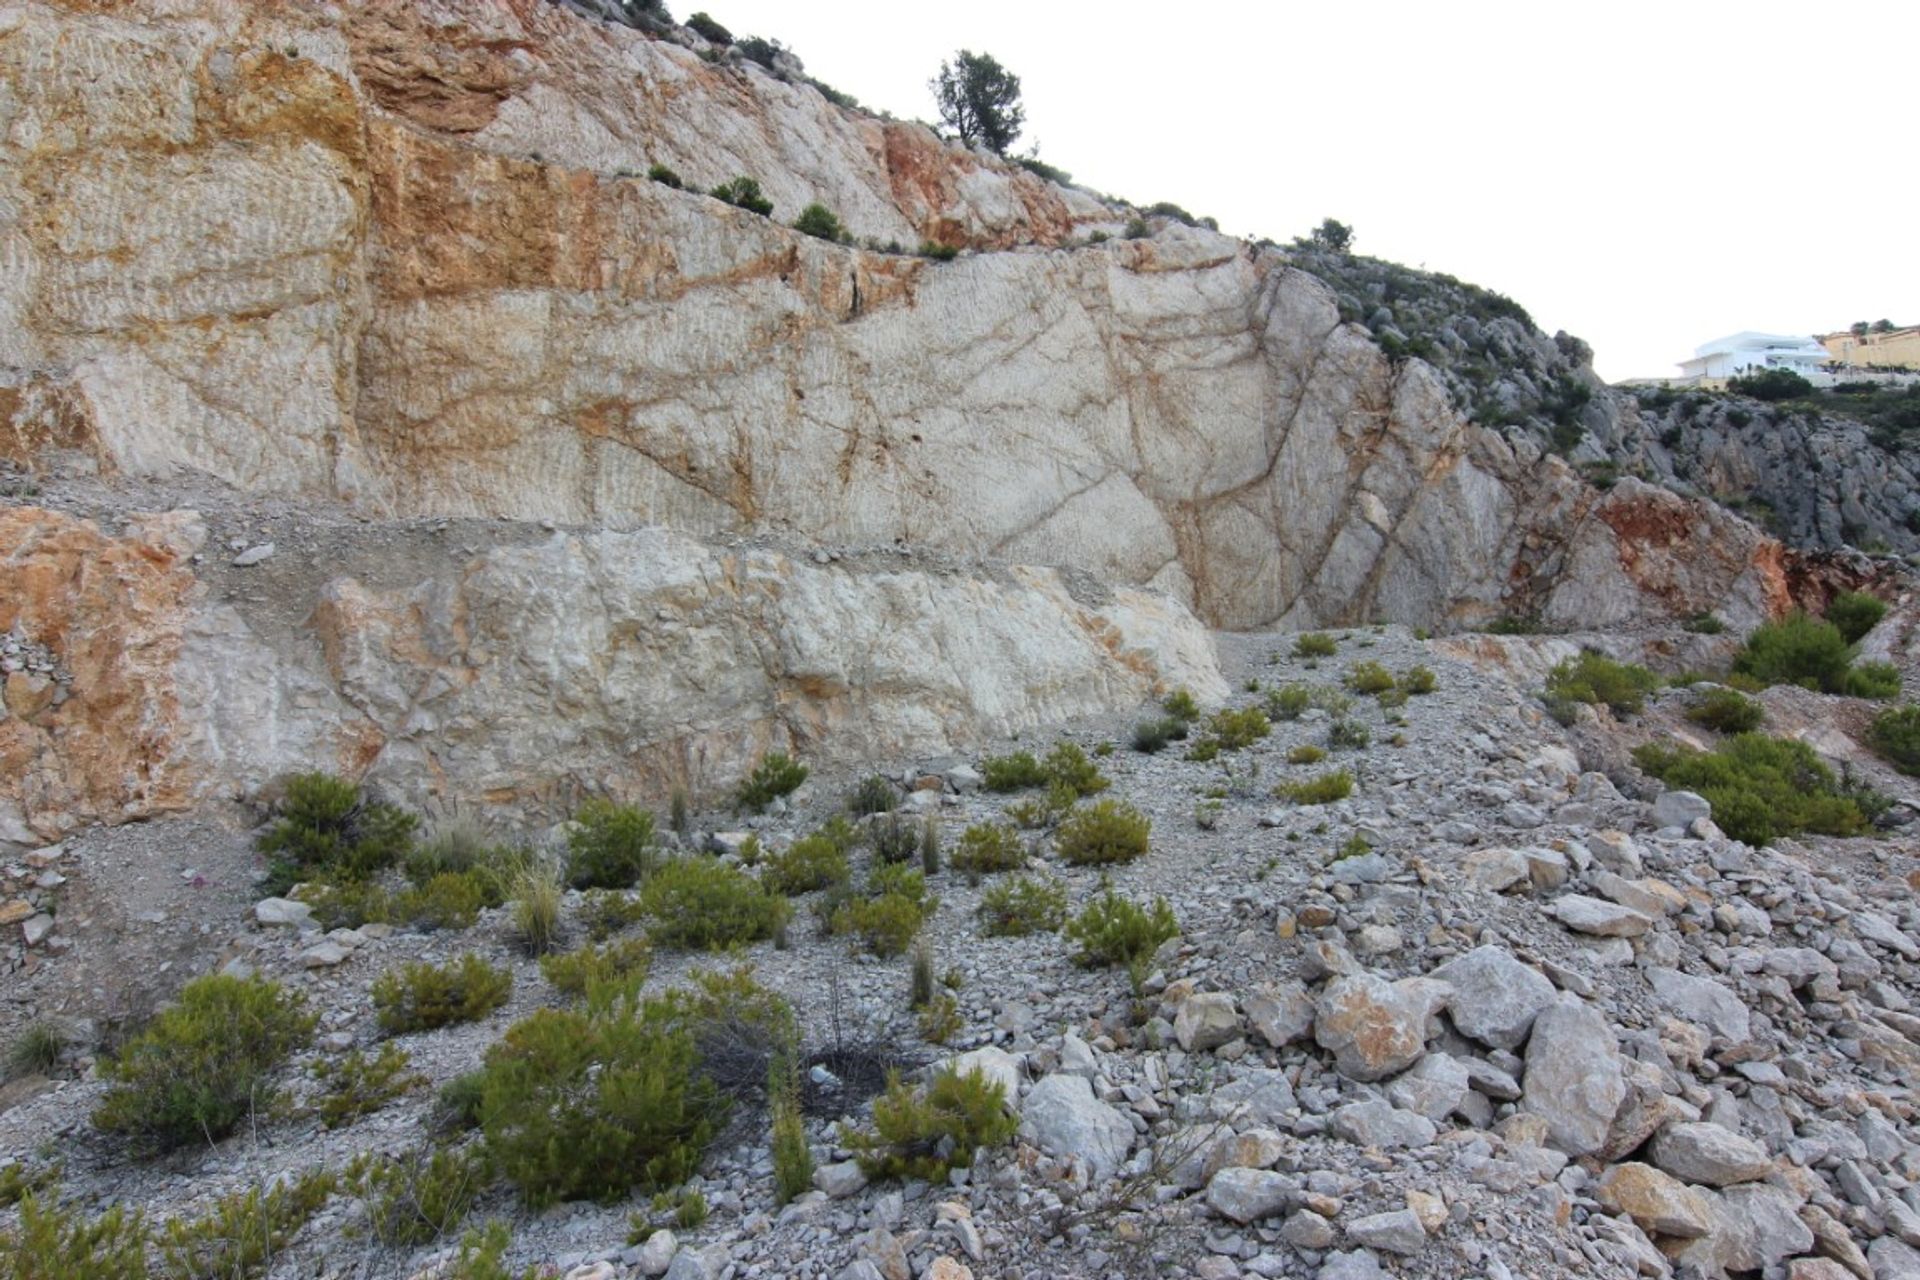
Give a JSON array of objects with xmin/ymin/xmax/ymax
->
[
  {"xmin": 256, "ymin": 772, "xmax": 415, "ymax": 895},
  {"xmin": 373, "ymin": 955, "xmax": 512, "ymax": 1035},
  {"xmin": 981, "ymin": 750, "xmax": 1047, "ymax": 791},
  {"xmin": 1204, "ymin": 706, "xmax": 1271, "ymax": 751},
  {"xmin": 1398, "ymin": 666, "xmax": 1438, "ymax": 695},
  {"xmin": 566, "ymin": 800, "xmax": 657, "ymax": 890},
  {"xmin": 0, "ymin": 1194, "xmax": 148, "ymax": 1280},
  {"xmin": 1345, "ymin": 661, "xmax": 1395, "ymax": 695},
  {"xmin": 540, "ymin": 937, "xmax": 653, "ymax": 1002},
  {"xmin": 404, "ymin": 822, "xmax": 513, "ymax": 902},
  {"xmin": 950, "ymin": 823, "xmax": 1025, "ymax": 875},
  {"xmin": 1870, "ymin": 705, "xmax": 1920, "ymax": 774},
  {"xmin": 0, "ymin": 1161, "xmax": 57, "ymax": 1210},
  {"xmin": 157, "ymin": 1166, "xmax": 336, "ymax": 1280},
  {"xmin": 920, "ymin": 814, "xmax": 942, "ymax": 875},
  {"xmin": 1162, "ymin": 688, "xmax": 1201, "ymax": 722},
  {"xmin": 710, "ymin": 175, "xmax": 773, "ymax": 216},
  {"xmin": 793, "ymin": 202, "xmax": 845, "ymax": 241},
  {"xmin": 842, "ymin": 1067, "xmax": 1016, "ymax": 1182},
  {"xmin": 478, "ymin": 1000, "xmax": 725, "ymax": 1206},
  {"xmin": 349, "ymin": 1145, "xmax": 490, "ymax": 1248},
  {"xmin": 1286, "ymin": 744, "xmax": 1327, "ymax": 765},
  {"xmin": 830, "ymin": 864, "xmax": 936, "ymax": 957},
  {"xmin": 737, "ymin": 751, "xmax": 808, "ymax": 812},
  {"xmin": 919, "ymin": 240, "xmax": 960, "ymax": 261},
  {"xmin": 1682, "ymin": 613, "xmax": 1727, "ymax": 635},
  {"xmin": 1293, "ymin": 632, "xmax": 1338, "ymax": 658},
  {"xmin": 1728, "ymin": 367, "xmax": 1813, "ymax": 401},
  {"xmin": 674, "ymin": 966, "xmax": 799, "ymax": 1101},
  {"xmin": 646, "ymin": 163, "xmax": 683, "ymax": 188},
  {"xmin": 867, "ymin": 812, "xmax": 920, "ymax": 864},
  {"xmin": 1041, "ymin": 741, "xmax": 1109, "ymax": 797},
  {"xmin": 1005, "ymin": 781, "xmax": 1076, "ymax": 828},
  {"xmin": 313, "ymin": 1044, "xmax": 425, "ymax": 1129},
  {"xmin": 1846, "ymin": 661, "xmax": 1902, "ymax": 699},
  {"xmin": 1827, "ymin": 591, "xmax": 1889, "ymax": 644},
  {"xmin": 433, "ymin": 1071, "xmax": 488, "ymax": 1136},
  {"xmin": 1687, "ymin": 687, "xmax": 1764, "ymax": 734},
  {"xmin": 1545, "ymin": 650, "xmax": 1662, "ymax": 715},
  {"xmin": 770, "ymin": 1062, "xmax": 812, "ymax": 1206},
  {"xmin": 1633, "ymin": 734, "xmax": 1877, "ymax": 845},
  {"xmin": 1064, "ymin": 890, "xmax": 1178, "ymax": 971},
  {"xmin": 849, "ymin": 774, "xmax": 898, "ymax": 816},
  {"xmin": 444, "ymin": 1221, "xmax": 543, "ymax": 1280},
  {"xmin": 94, "ymin": 974, "xmax": 316, "ymax": 1155},
  {"xmin": 398, "ymin": 871, "xmax": 489, "ymax": 932},
  {"xmin": 977, "ymin": 874, "xmax": 1067, "ymax": 936},
  {"xmin": 1277, "ymin": 769, "xmax": 1354, "ymax": 805},
  {"xmin": 642, "ymin": 857, "xmax": 789, "ymax": 950},
  {"xmin": 761, "ymin": 833, "xmax": 850, "ymax": 895},
  {"xmin": 581, "ymin": 887, "xmax": 646, "ymax": 941},
  {"xmin": 1267, "ymin": 685, "xmax": 1310, "ymax": 720},
  {"xmin": 1054, "ymin": 798, "xmax": 1151, "ymax": 866},
  {"xmin": 290, "ymin": 874, "xmax": 395, "ymax": 931},
  {"xmin": 1732, "ymin": 613, "xmax": 1854, "ymax": 692},
  {"xmin": 916, "ymin": 994, "xmax": 963, "ymax": 1045},
  {"xmin": 1326, "ymin": 718, "xmax": 1371, "ymax": 751},
  {"xmin": 5, "ymin": 1019, "xmax": 66, "ymax": 1081},
  {"xmin": 685, "ymin": 11, "xmax": 732, "ymax": 43},
  {"xmin": 509, "ymin": 861, "xmax": 564, "ymax": 956},
  {"xmin": 1131, "ymin": 716, "xmax": 1180, "ymax": 753}
]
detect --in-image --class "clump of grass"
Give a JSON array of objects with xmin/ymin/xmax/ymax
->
[
  {"xmin": 1131, "ymin": 716, "xmax": 1181, "ymax": 753},
  {"xmin": 848, "ymin": 774, "xmax": 898, "ymax": 816},
  {"xmin": 1053, "ymin": 798, "xmax": 1151, "ymax": 866},
  {"xmin": 508, "ymin": 860, "xmax": 564, "ymax": 957},
  {"xmin": 1326, "ymin": 718, "xmax": 1371, "ymax": 751},
  {"xmin": 1286, "ymin": 744, "xmax": 1327, "ymax": 765},
  {"xmin": 841, "ymin": 1067, "xmax": 1016, "ymax": 1183},
  {"xmin": 373, "ymin": 955, "xmax": 513, "ymax": 1035},
  {"xmin": 1276, "ymin": 769, "xmax": 1354, "ymax": 805},
  {"xmin": 4, "ymin": 1020, "xmax": 67, "ymax": 1081},
  {"xmin": 1633, "ymin": 734, "xmax": 1880, "ymax": 846},
  {"xmin": 1294, "ymin": 632, "xmax": 1338, "ymax": 658},
  {"xmin": 1687, "ymin": 687, "xmax": 1764, "ymax": 734},
  {"xmin": 736, "ymin": 752, "xmax": 808, "ymax": 813},
  {"xmin": 977, "ymin": 874, "xmax": 1068, "ymax": 937},
  {"xmin": 1682, "ymin": 613, "xmax": 1726, "ymax": 635}
]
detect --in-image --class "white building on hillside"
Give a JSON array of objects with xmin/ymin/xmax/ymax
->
[{"xmin": 1676, "ymin": 332, "xmax": 1831, "ymax": 382}]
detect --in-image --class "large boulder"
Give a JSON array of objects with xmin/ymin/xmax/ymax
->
[
  {"xmin": 1594, "ymin": 1162, "xmax": 1714, "ymax": 1239},
  {"xmin": 1430, "ymin": 945, "xmax": 1555, "ymax": 1050},
  {"xmin": 1649, "ymin": 1122, "xmax": 1773, "ymax": 1187},
  {"xmin": 1018, "ymin": 1074, "xmax": 1133, "ymax": 1184},
  {"xmin": 1314, "ymin": 975, "xmax": 1435, "ymax": 1082},
  {"xmin": 1520, "ymin": 995, "xmax": 1627, "ymax": 1156}
]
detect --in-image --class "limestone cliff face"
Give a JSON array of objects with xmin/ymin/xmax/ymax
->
[
  {"xmin": 0, "ymin": 505, "xmax": 1222, "ymax": 845},
  {"xmin": 0, "ymin": 0, "xmax": 1824, "ymax": 635}
]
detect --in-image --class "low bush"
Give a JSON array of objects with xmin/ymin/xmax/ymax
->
[
  {"xmin": 1267, "ymin": 684, "xmax": 1310, "ymax": 720},
  {"xmin": 290, "ymin": 874, "xmax": 396, "ymax": 932},
  {"xmin": 710, "ymin": 176, "xmax": 773, "ymax": 216},
  {"xmin": 830, "ymin": 864, "xmax": 936, "ymax": 957},
  {"xmin": 478, "ymin": 1000, "xmax": 725, "ymax": 1206},
  {"xmin": 1277, "ymin": 769, "xmax": 1354, "ymax": 805},
  {"xmin": 0, "ymin": 1161, "xmax": 57, "ymax": 1209},
  {"xmin": 1054, "ymin": 798, "xmax": 1152, "ymax": 866},
  {"xmin": 94, "ymin": 974, "xmax": 316, "ymax": 1155},
  {"xmin": 566, "ymin": 800, "xmax": 657, "ymax": 890},
  {"xmin": 1687, "ymin": 687, "xmax": 1764, "ymax": 734},
  {"xmin": 373, "ymin": 954, "xmax": 513, "ymax": 1035},
  {"xmin": 1633, "ymin": 734, "xmax": 1878, "ymax": 845},
  {"xmin": 405, "ymin": 821, "xmax": 514, "ymax": 903},
  {"xmin": 433, "ymin": 1072, "xmax": 488, "ymax": 1136},
  {"xmin": 1326, "ymin": 718, "xmax": 1370, "ymax": 751},
  {"xmin": 444, "ymin": 1221, "xmax": 542, "ymax": 1280},
  {"xmin": 1682, "ymin": 613, "xmax": 1726, "ymax": 635},
  {"xmin": 1869, "ymin": 704, "xmax": 1920, "ymax": 775},
  {"xmin": 349, "ymin": 1144, "xmax": 490, "ymax": 1248},
  {"xmin": 398, "ymin": 871, "xmax": 490, "ymax": 932},
  {"xmin": 793, "ymin": 202, "xmax": 845, "ymax": 242},
  {"xmin": 736, "ymin": 751, "xmax": 808, "ymax": 813},
  {"xmin": 646, "ymin": 163, "xmax": 683, "ymax": 188},
  {"xmin": 1203, "ymin": 706, "xmax": 1270, "ymax": 752},
  {"xmin": 1064, "ymin": 890, "xmax": 1179, "ymax": 973},
  {"xmin": 769, "ymin": 1062, "xmax": 812, "ymax": 1206},
  {"xmin": 760, "ymin": 833, "xmax": 850, "ymax": 895},
  {"xmin": 1846, "ymin": 661, "xmax": 1903, "ymax": 699},
  {"xmin": 157, "ymin": 1166, "xmax": 336, "ymax": 1279},
  {"xmin": 848, "ymin": 774, "xmax": 898, "ymax": 816},
  {"xmin": 1827, "ymin": 591, "xmax": 1889, "ymax": 644},
  {"xmin": 977, "ymin": 874, "xmax": 1067, "ymax": 937},
  {"xmin": 313, "ymin": 1044, "xmax": 426, "ymax": 1129},
  {"xmin": 540, "ymin": 937, "xmax": 653, "ymax": 1002},
  {"xmin": 866, "ymin": 812, "xmax": 919, "ymax": 864},
  {"xmin": 1286, "ymin": 744, "xmax": 1327, "ymax": 765},
  {"xmin": 1004, "ymin": 783, "xmax": 1075, "ymax": 829},
  {"xmin": 1545, "ymin": 650, "xmax": 1662, "ymax": 715},
  {"xmin": 1, "ymin": 1194, "xmax": 148, "ymax": 1280},
  {"xmin": 641, "ymin": 857, "xmax": 790, "ymax": 950},
  {"xmin": 1732, "ymin": 613, "xmax": 1854, "ymax": 692},
  {"xmin": 1398, "ymin": 665, "xmax": 1438, "ymax": 695},
  {"xmin": 842, "ymin": 1067, "xmax": 1016, "ymax": 1183},
  {"xmin": 685, "ymin": 11, "xmax": 732, "ymax": 43},
  {"xmin": 950, "ymin": 823, "xmax": 1025, "ymax": 875},
  {"xmin": 1041, "ymin": 741, "xmax": 1109, "ymax": 797},
  {"xmin": 580, "ymin": 887, "xmax": 646, "ymax": 941},
  {"xmin": 1294, "ymin": 632, "xmax": 1338, "ymax": 658},
  {"xmin": 256, "ymin": 772, "xmax": 416, "ymax": 895},
  {"xmin": 1345, "ymin": 661, "xmax": 1395, "ymax": 695},
  {"xmin": 981, "ymin": 750, "xmax": 1046, "ymax": 792},
  {"xmin": 675, "ymin": 966, "xmax": 799, "ymax": 1103},
  {"xmin": 1131, "ymin": 716, "xmax": 1181, "ymax": 753},
  {"xmin": 1162, "ymin": 688, "xmax": 1201, "ymax": 722},
  {"xmin": 917, "ymin": 992, "xmax": 963, "ymax": 1044},
  {"xmin": 919, "ymin": 240, "xmax": 960, "ymax": 261}
]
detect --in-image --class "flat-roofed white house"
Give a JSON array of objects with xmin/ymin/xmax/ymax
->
[{"xmin": 1676, "ymin": 332, "xmax": 1831, "ymax": 381}]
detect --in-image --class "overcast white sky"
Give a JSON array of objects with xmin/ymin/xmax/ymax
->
[{"xmin": 701, "ymin": 0, "xmax": 1916, "ymax": 381}]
